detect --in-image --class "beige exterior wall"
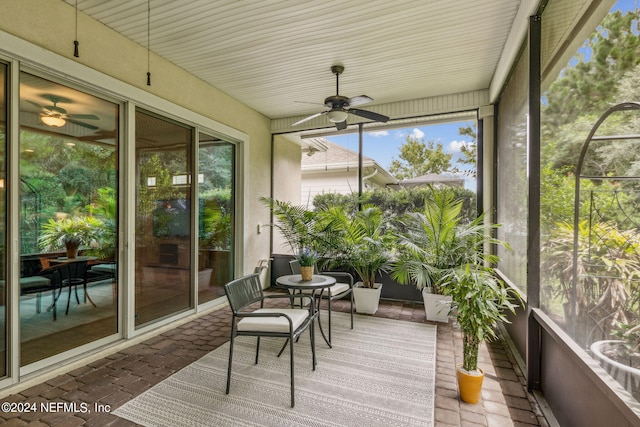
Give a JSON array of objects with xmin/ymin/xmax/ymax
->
[
  {"xmin": 272, "ymin": 136, "xmax": 302, "ymax": 254},
  {"xmin": 0, "ymin": 0, "xmax": 273, "ymax": 277}
]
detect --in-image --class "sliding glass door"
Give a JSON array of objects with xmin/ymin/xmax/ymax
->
[
  {"xmin": 197, "ymin": 133, "xmax": 235, "ymax": 304},
  {"xmin": 19, "ymin": 72, "xmax": 119, "ymax": 365},
  {"xmin": 134, "ymin": 110, "xmax": 192, "ymax": 326}
]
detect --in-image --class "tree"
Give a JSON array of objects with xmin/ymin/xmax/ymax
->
[
  {"xmin": 388, "ymin": 136, "xmax": 452, "ymax": 180},
  {"xmin": 543, "ymin": 10, "xmax": 640, "ymax": 130},
  {"xmin": 453, "ymin": 125, "xmax": 477, "ymax": 178}
]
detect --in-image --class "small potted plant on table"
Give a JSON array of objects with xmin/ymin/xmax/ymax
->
[{"xmin": 297, "ymin": 247, "xmax": 318, "ymax": 281}]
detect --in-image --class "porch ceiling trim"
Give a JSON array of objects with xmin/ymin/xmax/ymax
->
[{"xmin": 271, "ymin": 89, "xmax": 489, "ymax": 134}]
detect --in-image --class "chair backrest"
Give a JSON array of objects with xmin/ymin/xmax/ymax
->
[
  {"xmin": 289, "ymin": 259, "xmax": 318, "ymax": 274},
  {"xmin": 224, "ymin": 273, "xmax": 264, "ymax": 313},
  {"xmin": 289, "ymin": 259, "xmax": 301, "ymax": 274},
  {"xmin": 61, "ymin": 259, "xmax": 89, "ymax": 281}
]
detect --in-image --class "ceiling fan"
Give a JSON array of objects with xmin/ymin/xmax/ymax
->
[
  {"xmin": 28, "ymin": 94, "xmax": 100, "ymax": 130},
  {"xmin": 292, "ymin": 65, "xmax": 389, "ymax": 130}
]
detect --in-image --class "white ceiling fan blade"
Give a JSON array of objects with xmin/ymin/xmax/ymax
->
[
  {"xmin": 292, "ymin": 111, "xmax": 325, "ymax": 126},
  {"xmin": 348, "ymin": 95, "xmax": 373, "ymax": 107}
]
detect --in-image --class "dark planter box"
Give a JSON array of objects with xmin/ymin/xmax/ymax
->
[
  {"xmin": 378, "ymin": 270, "xmax": 422, "ymax": 302},
  {"xmin": 269, "ymin": 253, "xmax": 422, "ymax": 303}
]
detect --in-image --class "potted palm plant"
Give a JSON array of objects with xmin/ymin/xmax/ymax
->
[
  {"xmin": 442, "ymin": 264, "xmax": 521, "ymax": 403},
  {"xmin": 259, "ymin": 196, "xmax": 325, "ymax": 261},
  {"xmin": 318, "ymin": 205, "xmax": 395, "ymax": 314},
  {"xmin": 390, "ymin": 190, "xmax": 503, "ymax": 322},
  {"xmin": 39, "ymin": 215, "xmax": 104, "ymax": 258}
]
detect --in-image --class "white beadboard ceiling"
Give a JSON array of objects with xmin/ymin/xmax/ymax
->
[{"xmin": 66, "ymin": 0, "xmax": 531, "ymax": 128}]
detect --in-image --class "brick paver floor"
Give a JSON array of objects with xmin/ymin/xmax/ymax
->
[{"xmin": 0, "ymin": 293, "xmax": 549, "ymax": 426}]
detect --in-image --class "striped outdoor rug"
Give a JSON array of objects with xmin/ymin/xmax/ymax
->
[{"xmin": 114, "ymin": 311, "xmax": 436, "ymax": 426}]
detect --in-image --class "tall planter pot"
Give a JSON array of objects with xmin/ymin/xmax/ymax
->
[
  {"xmin": 422, "ymin": 288, "xmax": 452, "ymax": 322},
  {"xmin": 590, "ymin": 340, "xmax": 640, "ymax": 400},
  {"xmin": 457, "ymin": 366, "xmax": 484, "ymax": 404},
  {"xmin": 353, "ymin": 282, "xmax": 383, "ymax": 314}
]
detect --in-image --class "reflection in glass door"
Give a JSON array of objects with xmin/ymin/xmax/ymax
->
[
  {"xmin": 19, "ymin": 73, "xmax": 119, "ymax": 365},
  {"xmin": 134, "ymin": 110, "xmax": 192, "ymax": 326},
  {"xmin": 198, "ymin": 133, "xmax": 234, "ymax": 304}
]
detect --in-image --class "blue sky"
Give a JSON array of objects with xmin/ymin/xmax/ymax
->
[{"xmin": 324, "ymin": 120, "xmax": 477, "ymax": 189}]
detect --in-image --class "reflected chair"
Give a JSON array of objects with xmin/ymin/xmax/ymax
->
[
  {"xmin": 290, "ymin": 259, "xmax": 354, "ymax": 343},
  {"xmin": 224, "ymin": 273, "xmax": 317, "ymax": 408},
  {"xmin": 58, "ymin": 259, "xmax": 94, "ymax": 315},
  {"xmin": 12, "ymin": 257, "xmax": 64, "ymax": 320}
]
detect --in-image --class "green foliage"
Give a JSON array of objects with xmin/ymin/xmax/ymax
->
[
  {"xmin": 313, "ymin": 187, "xmax": 477, "ymax": 224},
  {"xmin": 610, "ymin": 322, "xmax": 640, "ymax": 368},
  {"xmin": 38, "ymin": 215, "xmax": 104, "ymax": 252},
  {"xmin": 198, "ymin": 144, "xmax": 234, "ymax": 192},
  {"xmin": 297, "ymin": 247, "xmax": 319, "ymax": 267},
  {"xmin": 136, "ymin": 154, "xmax": 186, "ymax": 239},
  {"xmin": 543, "ymin": 9, "xmax": 640, "ymax": 129},
  {"xmin": 442, "ymin": 265, "xmax": 521, "ymax": 372},
  {"xmin": 318, "ymin": 205, "xmax": 396, "ymax": 288},
  {"xmin": 390, "ymin": 190, "xmax": 503, "ymax": 294},
  {"xmin": 260, "ymin": 197, "xmax": 324, "ymax": 256},
  {"xmin": 86, "ymin": 187, "xmax": 117, "ymax": 259},
  {"xmin": 388, "ymin": 136, "xmax": 453, "ymax": 179},
  {"xmin": 200, "ymin": 188, "xmax": 233, "ymax": 250},
  {"xmin": 19, "ymin": 131, "xmax": 117, "ymax": 254},
  {"xmin": 452, "ymin": 125, "xmax": 477, "ymax": 178},
  {"xmin": 541, "ymin": 220, "xmax": 640, "ymax": 344}
]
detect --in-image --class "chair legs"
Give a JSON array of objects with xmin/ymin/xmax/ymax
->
[
  {"xmin": 289, "ymin": 332, "xmax": 295, "ymax": 408},
  {"xmin": 226, "ymin": 328, "xmax": 316, "ymax": 408},
  {"xmin": 327, "ymin": 297, "xmax": 332, "ymax": 343},
  {"xmin": 316, "ymin": 291, "xmax": 354, "ymax": 345},
  {"xmin": 350, "ymin": 292, "xmax": 354, "ymax": 329},
  {"xmin": 225, "ymin": 324, "xmax": 236, "ymax": 395}
]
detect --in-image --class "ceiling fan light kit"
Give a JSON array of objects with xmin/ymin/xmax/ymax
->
[
  {"xmin": 41, "ymin": 115, "xmax": 66, "ymax": 127},
  {"xmin": 29, "ymin": 94, "xmax": 100, "ymax": 130},
  {"xmin": 292, "ymin": 65, "xmax": 390, "ymax": 130},
  {"xmin": 327, "ymin": 109, "xmax": 349, "ymax": 122}
]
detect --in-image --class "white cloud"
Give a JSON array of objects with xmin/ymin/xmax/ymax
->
[
  {"xmin": 449, "ymin": 140, "xmax": 470, "ymax": 153},
  {"xmin": 393, "ymin": 130, "xmax": 406, "ymax": 139},
  {"xmin": 411, "ymin": 128, "xmax": 425, "ymax": 139},
  {"xmin": 367, "ymin": 130, "xmax": 389, "ymax": 137}
]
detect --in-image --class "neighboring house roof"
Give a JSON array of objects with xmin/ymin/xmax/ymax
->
[
  {"xmin": 301, "ymin": 139, "xmax": 397, "ymax": 185},
  {"xmin": 300, "ymin": 139, "xmax": 397, "ymax": 204}
]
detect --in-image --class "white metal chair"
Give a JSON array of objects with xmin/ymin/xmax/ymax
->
[{"xmin": 224, "ymin": 273, "xmax": 317, "ymax": 408}]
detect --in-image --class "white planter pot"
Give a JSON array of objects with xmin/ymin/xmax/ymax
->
[
  {"xmin": 353, "ymin": 282, "xmax": 383, "ymax": 314},
  {"xmin": 590, "ymin": 340, "xmax": 640, "ymax": 399},
  {"xmin": 422, "ymin": 288, "xmax": 452, "ymax": 322}
]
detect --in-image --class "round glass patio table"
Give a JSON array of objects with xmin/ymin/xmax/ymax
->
[{"xmin": 276, "ymin": 274, "xmax": 336, "ymax": 348}]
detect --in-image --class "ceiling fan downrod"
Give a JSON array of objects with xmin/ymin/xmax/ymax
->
[{"xmin": 331, "ymin": 65, "xmax": 344, "ymax": 95}]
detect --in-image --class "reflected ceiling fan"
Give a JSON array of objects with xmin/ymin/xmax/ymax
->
[
  {"xmin": 28, "ymin": 94, "xmax": 100, "ymax": 130},
  {"xmin": 292, "ymin": 65, "xmax": 389, "ymax": 130}
]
